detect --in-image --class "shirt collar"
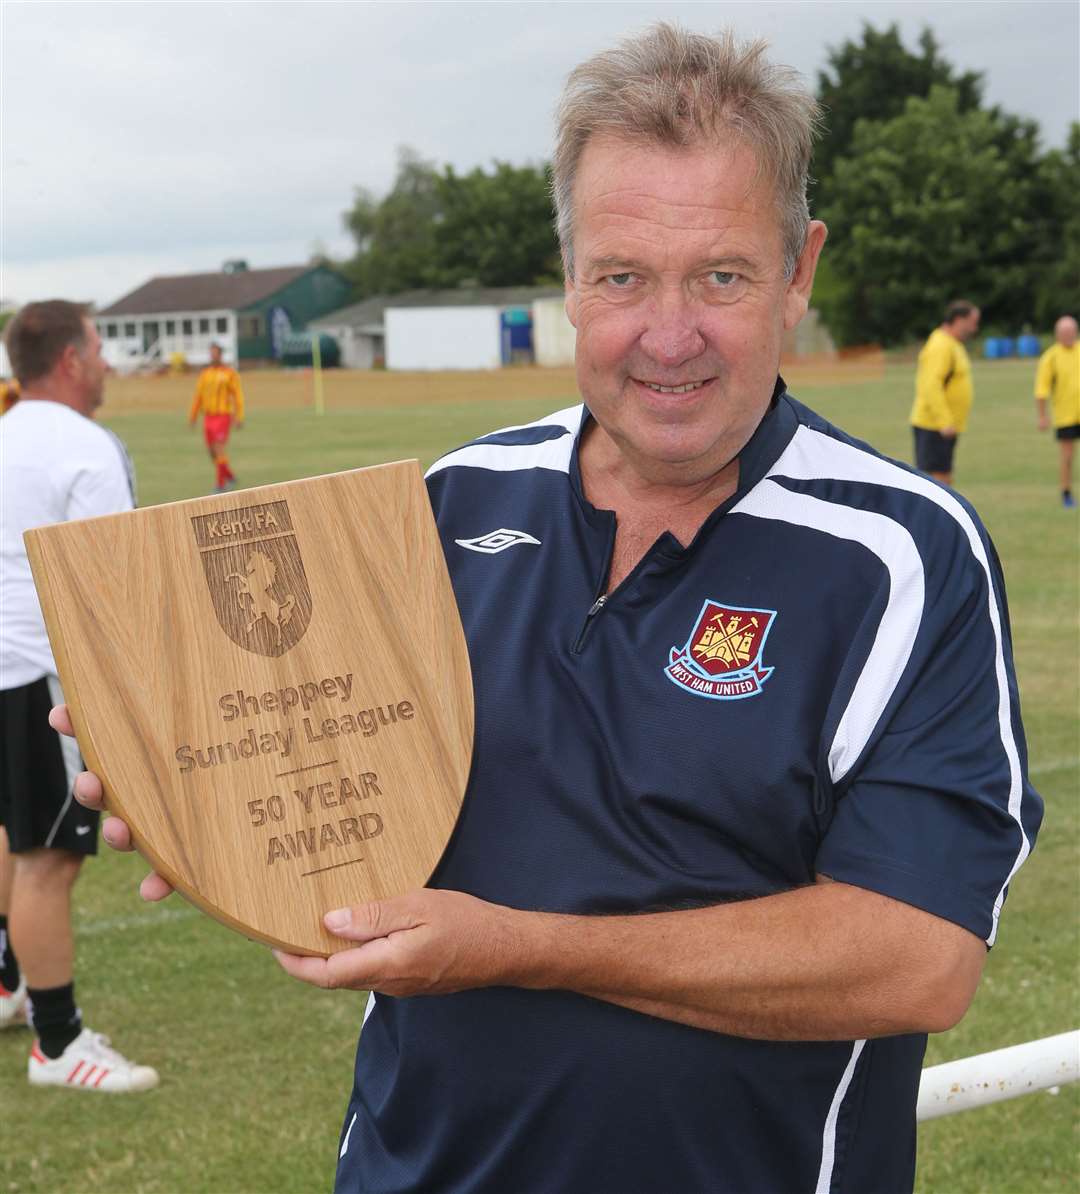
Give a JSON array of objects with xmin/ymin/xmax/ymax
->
[{"xmin": 569, "ymin": 376, "xmax": 798, "ymax": 516}]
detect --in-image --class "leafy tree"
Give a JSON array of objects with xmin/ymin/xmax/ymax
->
[
  {"xmin": 813, "ymin": 24, "xmax": 983, "ymax": 213},
  {"xmin": 1031, "ymin": 123, "xmax": 1080, "ymax": 327},
  {"xmin": 819, "ymin": 87, "xmax": 1040, "ymax": 345},
  {"xmin": 341, "ymin": 149, "xmax": 559, "ymax": 295},
  {"xmin": 342, "ymin": 147, "xmax": 444, "ymax": 295},
  {"xmin": 432, "ymin": 161, "xmax": 561, "ymax": 288}
]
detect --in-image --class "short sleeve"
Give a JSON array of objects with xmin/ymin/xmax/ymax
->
[
  {"xmin": 66, "ymin": 431, "xmax": 136, "ymax": 519},
  {"xmin": 1034, "ymin": 350, "xmax": 1054, "ymax": 400},
  {"xmin": 816, "ymin": 522, "xmax": 1043, "ymax": 944},
  {"xmin": 916, "ymin": 337, "xmax": 953, "ymax": 425}
]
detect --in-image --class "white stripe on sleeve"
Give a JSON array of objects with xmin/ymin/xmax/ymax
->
[{"xmin": 763, "ymin": 427, "xmax": 1028, "ymax": 945}]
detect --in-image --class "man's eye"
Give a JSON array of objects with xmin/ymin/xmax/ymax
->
[
  {"xmin": 711, "ymin": 271, "xmax": 737, "ymax": 286},
  {"xmin": 606, "ymin": 273, "xmax": 635, "ymax": 287}
]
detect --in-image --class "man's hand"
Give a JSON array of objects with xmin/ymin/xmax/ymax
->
[
  {"xmin": 1037, "ymin": 412, "xmax": 1050, "ymax": 432},
  {"xmin": 47, "ymin": 704, "xmax": 174, "ymax": 902},
  {"xmin": 274, "ymin": 889, "xmax": 520, "ymax": 995},
  {"xmin": 940, "ymin": 425, "xmax": 958, "ymax": 439}
]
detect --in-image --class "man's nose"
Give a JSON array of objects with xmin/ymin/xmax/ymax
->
[{"xmin": 637, "ymin": 293, "xmax": 706, "ymax": 368}]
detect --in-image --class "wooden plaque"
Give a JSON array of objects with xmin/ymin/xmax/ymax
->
[{"xmin": 25, "ymin": 462, "xmax": 473, "ymax": 956}]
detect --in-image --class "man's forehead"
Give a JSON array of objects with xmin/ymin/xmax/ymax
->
[
  {"xmin": 574, "ymin": 134, "xmax": 780, "ymax": 262},
  {"xmin": 575, "ymin": 135, "xmax": 774, "ymax": 221}
]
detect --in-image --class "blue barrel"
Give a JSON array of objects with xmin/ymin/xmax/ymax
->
[
  {"xmin": 997, "ymin": 337, "xmax": 1015, "ymax": 358},
  {"xmin": 983, "ymin": 338, "xmax": 1000, "ymax": 359},
  {"xmin": 1017, "ymin": 334, "xmax": 1041, "ymax": 358}
]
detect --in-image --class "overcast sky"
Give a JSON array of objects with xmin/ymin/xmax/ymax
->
[{"xmin": 2, "ymin": 1, "xmax": 1077, "ymax": 307}]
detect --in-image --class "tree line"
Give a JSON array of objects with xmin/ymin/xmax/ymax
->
[{"xmin": 335, "ymin": 23, "xmax": 1079, "ymax": 347}]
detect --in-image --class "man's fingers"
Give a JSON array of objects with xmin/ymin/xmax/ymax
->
[
  {"xmin": 73, "ymin": 770, "xmax": 105, "ymax": 809},
  {"xmin": 273, "ymin": 950, "xmax": 334, "ymax": 987},
  {"xmin": 139, "ymin": 872, "xmax": 174, "ymax": 902},
  {"xmin": 323, "ymin": 895, "xmax": 423, "ymax": 943},
  {"xmin": 273, "ymin": 938, "xmax": 398, "ymax": 991},
  {"xmin": 101, "ymin": 815, "xmax": 133, "ymax": 851},
  {"xmin": 48, "ymin": 703, "xmax": 75, "ymax": 737}
]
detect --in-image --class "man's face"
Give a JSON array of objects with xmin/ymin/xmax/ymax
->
[
  {"xmin": 1056, "ymin": 318, "xmax": 1078, "ymax": 347},
  {"xmin": 565, "ymin": 135, "xmax": 825, "ymax": 487},
  {"xmin": 73, "ymin": 319, "xmax": 107, "ymax": 412},
  {"xmin": 952, "ymin": 309, "xmax": 981, "ymax": 341},
  {"xmin": 210, "ymin": 344, "xmax": 223, "ymax": 365}
]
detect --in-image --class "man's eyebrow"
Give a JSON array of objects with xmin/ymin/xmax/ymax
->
[
  {"xmin": 583, "ymin": 254, "xmax": 761, "ymax": 274},
  {"xmin": 585, "ymin": 256, "xmax": 647, "ymax": 273}
]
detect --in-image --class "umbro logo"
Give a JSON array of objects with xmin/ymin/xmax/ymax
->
[
  {"xmin": 455, "ymin": 528, "xmax": 541, "ymax": 555},
  {"xmin": 75, "ymin": 825, "xmax": 92, "ymax": 836}
]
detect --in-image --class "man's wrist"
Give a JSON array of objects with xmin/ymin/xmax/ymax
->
[{"xmin": 497, "ymin": 906, "xmax": 575, "ymax": 990}]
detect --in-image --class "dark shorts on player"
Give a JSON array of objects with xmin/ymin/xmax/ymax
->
[
  {"xmin": 0, "ymin": 675, "xmax": 98, "ymax": 855},
  {"xmin": 203, "ymin": 413, "xmax": 232, "ymax": 448},
  {"xmin": 913, "ymin": 427, "xmax": 958, "ymax": 475},
  {"xmin": 1055, "ymin": 423, "xmax": 1080, "ymax": 441}
]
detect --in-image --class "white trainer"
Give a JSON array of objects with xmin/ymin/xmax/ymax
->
[
  {"xmin": 0, "ymin": 975, "xmax": 27, "ymax": 1028},
  {"xmin": 29, "ymin": 1028, "xmax": 159, "ymax": 1092}
]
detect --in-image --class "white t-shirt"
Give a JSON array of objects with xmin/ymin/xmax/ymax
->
[{"xmin": 1, "ymin": 398, "xmax": 136, "ymax": 689}]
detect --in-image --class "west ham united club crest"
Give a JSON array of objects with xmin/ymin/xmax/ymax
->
[{"xmin": 665, "ymin": 600, "xmax": 777, "ymax": 700}]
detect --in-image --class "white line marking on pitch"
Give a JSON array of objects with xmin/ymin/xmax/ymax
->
[
  {"xmin": 75, "ymin": 906, "xmax": 199, "ymax": 937},
  {"xmin": 1029, "ymin": 757, "xmax": 1079, "ymax": 777}
]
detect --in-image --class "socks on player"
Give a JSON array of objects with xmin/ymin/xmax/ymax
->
[
  {"xmin": 216, "ymin": 456, "xmax": 235, "ymax": 488},
  {"xmin": 28, "ymin": 982, "xmax": 82, "ymax": 1058},
  {"xmin": 0, "ymin": 916, "xmax": 19, "ymax": 991}
]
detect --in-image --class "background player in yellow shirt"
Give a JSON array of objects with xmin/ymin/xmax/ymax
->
[
  {"xmin": 1034, "ymin": 315, "xmax": 1080, "ymax": 508},
  {"xmin": 910, "ymin": 300, "xmax": 980, "ymax": 486},
  {"xmin": 188, "ymin": 342, "xmax": 244, "ymax": 493}
]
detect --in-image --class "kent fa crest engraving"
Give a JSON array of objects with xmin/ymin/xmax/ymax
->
[
  {"xmin": 665, "ymin": 600, "xmax": 776, "ymax": 700},
  {"xmin": 192, "ymin": 501, "xmax": 312, "ymax": 657}
]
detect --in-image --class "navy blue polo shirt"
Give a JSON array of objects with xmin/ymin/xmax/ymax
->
[{"xmin": 335, "ymin": 386, "xmax": 1041, "ymax": 1194}]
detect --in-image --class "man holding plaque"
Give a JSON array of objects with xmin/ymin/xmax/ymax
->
[
  {"xmin": 65, "ymin": 24, "xmax": 1041, "ymax": 1189},
  {"xmin": 1, "ymin": 302, "xmax": 157, "ymax": 1092}
]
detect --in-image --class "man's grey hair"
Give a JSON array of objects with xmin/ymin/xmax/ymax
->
[{"xmin": 552, "ymin": 23, "xmax": 822, "ymax": 280}]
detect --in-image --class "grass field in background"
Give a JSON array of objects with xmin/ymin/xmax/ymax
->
[{"xmin": 2, "ymin": 359, "xmax": 1076, "ymax": 1193}]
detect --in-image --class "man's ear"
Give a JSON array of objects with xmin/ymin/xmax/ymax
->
[
  {"xmin": 783, "ymin": 220, "xmax": 827, "ymax": 331},
  {"xmin": 58, "ymin": 342, "xmax": 83, "ymax": 381}
]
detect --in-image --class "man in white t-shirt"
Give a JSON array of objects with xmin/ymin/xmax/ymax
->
[{"xmin": 0, "ymin": 301, "xmax": 158, "ymax": 1092}]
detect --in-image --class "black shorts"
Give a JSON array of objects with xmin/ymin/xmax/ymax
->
[
  {"xmin": 913, "ymin": 428, "xmax": 958, "ymax": 474},
  {"xmin": 0, "ymin": 675, "xmax": 98, "ymax": 855},
  {"xmin": 1055, "ymin": 424, "xmax": 1080, "ymax": 441}
]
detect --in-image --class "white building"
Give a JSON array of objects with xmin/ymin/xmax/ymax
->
[
  {"xmin": 310, "ymin": 286, "xmax": 566, "ymax": 371},
  {"xmin": 93, "ymin": 261, "xmax": 351, "ymax": 371}
]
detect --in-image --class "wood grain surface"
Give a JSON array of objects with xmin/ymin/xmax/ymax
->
[{"xmin": 25, "ymin": 462, "xmax": 474, "ymax": 955}]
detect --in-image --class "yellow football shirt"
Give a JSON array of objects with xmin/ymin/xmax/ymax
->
[
  {"xmin": 910, "ymin": 328, "xmax": 974, "ymax": 433},
  {"xmin": 1034, "ymin": 343, "xmax": 1080, "ymax": 429},
  {"xmin": 189, "ymin": 365, "xmax": 245, "ymax": 421}
]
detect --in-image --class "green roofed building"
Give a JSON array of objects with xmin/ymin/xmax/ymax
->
[{"xmin": 94, "ymin": 260, "xmax": 351, "ymax": 370}]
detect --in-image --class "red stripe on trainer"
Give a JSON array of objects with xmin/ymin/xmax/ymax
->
[
  {"xmin": 68, "ymin": 1060, "xmax": 85, "ymax": 1083},
  {"xmin": 31, "ymin": 1042, "xmax": 47, "ymax": 1064},
  {"xmin": 94, "ymin": 1069, "xmax": 109, "ymax": 1088},
  {"xmin": 81, "ymin": 1065, "xmax": 97, "ymax": 1085}
]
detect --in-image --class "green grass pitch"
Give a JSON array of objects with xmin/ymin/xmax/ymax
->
[{"xmin": 2, "ymin": 359, "xmax": 1075, "ymax": 1192}]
